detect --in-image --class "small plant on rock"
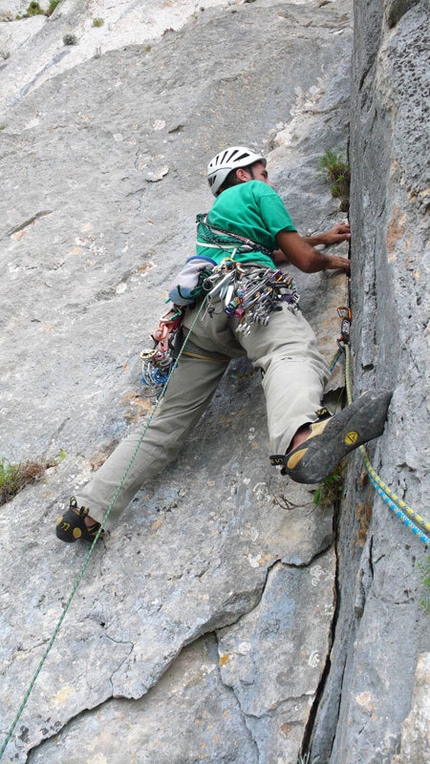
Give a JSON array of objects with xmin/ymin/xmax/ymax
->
[
  {"xmin": 63, "ymin": 32, "xmax": 78, "ymax": 46},
  {"xmin": 26, "ymin": 2, "xmax": 45, "ymax": 16},
  {"xmin": 313, "ymin": 463, "xmax": 345, "ymax": 510},
  {"xmin": 297, "ymin": 753, "xmax": 320, "ymax": 764},
  {"xmin": 418, "ymin": 556, "xmax": 430, "ymax": 614},
  {"xmin": 1, "ymin": 458, "xmax": 48, "ymax": 505},
  {"xmin": 47, "ymin": 0, "xmax": 62, "ymax": 15},
  {"xmin": 318, "ymin": 148, "xmax": 350, "ymax": 213},
  {"xmin": 0, "ymin": 452, "xmax": 66, "ymax": 505},
  {"xmin": 15, "ymin": 1, "xmax": 62, "ymax": 19},
  {"xmin": 92, "ymin": 17, "xmax": 104, "ymax": 27}
]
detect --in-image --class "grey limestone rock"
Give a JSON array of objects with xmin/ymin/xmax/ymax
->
[
  {"xmin": 2, "ymin": 1, "xmax": 429, "ymax": 763},
  {"xmin": 0, "ymin": 2, "xmax": 353, "ymax": 762}
]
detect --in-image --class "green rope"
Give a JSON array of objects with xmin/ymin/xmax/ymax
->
[
  {"xmin": 0, "ymin": 299, "xmax": 208, "ymax": 760},
  {"xmin": 3, "ymin": 299, "xmax": 428, "ymax": 758}
]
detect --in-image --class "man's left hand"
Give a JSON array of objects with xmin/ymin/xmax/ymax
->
[{"xmin": 318, "ymin": 223, "xmax": 351, "ymax": 246}]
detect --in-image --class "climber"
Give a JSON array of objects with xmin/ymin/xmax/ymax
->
[{"xmin": 56, "ymin": 146, "xmax": 391, "ymax": 543}]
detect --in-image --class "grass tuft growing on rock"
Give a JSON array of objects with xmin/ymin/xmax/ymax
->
[
  {"xmin": 25, "ymin": 2, "xmax": 45, "ymax": 16},
  {"xmin": 46, "ymin": 0, "xmax": 62, "ymax": 16},
  {"xmin": 318, "ymin": 148, "xmax": 350, "ymax": 212},
  {"xmin": 0, "ymin": 452, "xmax": 65, "ymax": 505},
  {"xmin": 15, "ymin": 1, "xmax": 62, "ymax": 20},
  {"xmin": 1, "ymin": 459, "xmax": 48, "ymax": 505},
  {"xmin": 297, "ymin": 753, "xmax": 320, "ymax": 764},
  {"xmin": 419, "ymin": 557, "xmax": 430, "ymax": 614},
  {"xmin": 63, "ymin": 33, "xmax": 78, "ymax": 46},
  {"xmin": 313, "ymin": 463, "xmax": 345, "ymax": 510}
]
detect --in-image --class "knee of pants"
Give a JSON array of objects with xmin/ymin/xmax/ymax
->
[{"xmin": 258, "ymin": 350, "xmax": 329, "ymax": 382}]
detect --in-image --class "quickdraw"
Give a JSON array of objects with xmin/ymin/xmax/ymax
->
[
  {"xmin": 140, "ymin": 308, "xmax": 184, "ymax": 396},
  {"xmin": 203, "ymin": 261, "xmax": 300, "ymax": 335},
  {"xmin": 337, "ymin": 305, "xmax": 352, "ymax": 345}
]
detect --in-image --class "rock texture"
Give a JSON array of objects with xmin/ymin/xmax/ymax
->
[
  {"xmin": 392, "ymin": 652, "xmax": 430, "ymax": 764},
  {"xmin": 0, "ymin": 1, "xmax": 428, "ymax": 763},
  {"xmin": 309, "ymin": 1, "xmax": 430, "ymax": 763}
]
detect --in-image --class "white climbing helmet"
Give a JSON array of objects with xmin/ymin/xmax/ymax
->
[{"xmin": 207, "ymin": 146, "xmax": 266, "ymax": 196}]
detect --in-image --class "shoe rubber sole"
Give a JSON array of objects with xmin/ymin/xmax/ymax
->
[
  {"xmin": 56, "ymin": 498, "xmax": 104, "ymax": 543},
  {"xmin": 279, "ymin": 389, "xmax": 392, "ymax": 484}
]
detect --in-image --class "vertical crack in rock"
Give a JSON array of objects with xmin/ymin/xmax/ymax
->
[
  {"xmin": 299, "ymin": 501, "xmax": 342, "ymax": 760},
  {"xmin": 212, "ymin": 561, "xmax": 278, "ymax": 761},
  {"xmin": 26, "ymin": 633, "xmax": 261, "ymax": 763},
  {"xmin": 215, "ymin": 554, "xmax": 337, "ymax": 762}
]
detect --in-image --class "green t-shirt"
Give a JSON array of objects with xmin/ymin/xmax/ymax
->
[{"xmin": 196, "ymin": 181, "xmax": 297, "ymax": 267}]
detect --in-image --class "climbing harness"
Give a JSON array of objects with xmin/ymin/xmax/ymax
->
[
  {"xmin": 333, "ymin": 307, "xmax": 430, "ymax": 546},
  {"xmin": 202, "ymin": 260, "xmax": 300, "ymax": 335},
  {"xmin": 196, "ymin": 213, "xmax": 275, "ymax": 259},
  {"xmin": 143, "ymin": 252, "xmax": 300, "ymax": 396}
]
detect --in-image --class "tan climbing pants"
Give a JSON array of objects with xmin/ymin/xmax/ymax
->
[{"xmin": 76, "ymin": 297, "xmax": 329, "ymax": 527}]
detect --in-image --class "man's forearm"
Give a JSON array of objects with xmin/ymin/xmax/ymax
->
[
  {"xmin": 303, "ymin": 234, "xmax": 330, "ymax": 247},
  {"xmin": 275, "ymin": 230, "xmax": 350, "ymax": 275}
]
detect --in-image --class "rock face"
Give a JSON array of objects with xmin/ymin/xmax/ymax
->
[
  {"xmin": 0, "ymin": 1, "xmax": 428, "ymax": 763},
  {"xmin": 392, "ymin": 652, "xmax": 430, "ymax": 764},
  {"xmin": 309, "ymin": 1, "xmax": 430, "ymax": 763}
]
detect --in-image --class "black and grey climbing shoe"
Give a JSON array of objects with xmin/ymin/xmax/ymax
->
[
  {"xmin": 56, "ymin": 497, "xmax": 104, "ymax": 543},
  {"xmin": 270, "ymin": 390, "xmax": 392, "ymax": 484}
]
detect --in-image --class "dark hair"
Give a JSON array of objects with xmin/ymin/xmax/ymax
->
[{"xmin": 218, "ymin": 164, "xmax": 255, "ymax": 194}]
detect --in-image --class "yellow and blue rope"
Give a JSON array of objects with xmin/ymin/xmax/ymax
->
[
  {"xmin": 342, "ymin": 342, "xmax": 429, "ymax": 545},
  {"xmin": 2, "ymin": 298, "xmax": 429, "ymax": 759}
]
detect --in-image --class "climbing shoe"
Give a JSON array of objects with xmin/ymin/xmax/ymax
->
[
  {"xmin": 270, "ymin": 389, "xmax": 392, "ymax": 484},
  {"xmin": 56, "ymin": 497, "xmax": 104, "ymax": 543}
]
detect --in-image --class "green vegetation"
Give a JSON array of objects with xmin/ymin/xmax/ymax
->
[
  {"xmin": 317, "ymin": 148, "xmax": 350, "ymax": 213},
  {"xmin": 0, "ymin": 451, "xmax": 65, "ymax": 505},
  {"xmin": 46, "ymin": 0, "xmax": 62, "ymax": 15},
  {"xmin": 15, "ymin": 1, "xmax": 62, "ymax": 19},
  {"xmin": 92, "ymin": 17, "xmax": 104, "ymax": 27},
  {"xmin": 1, "ymin": 459, "xmax": 43, "ymax": 504},
  {"xmin": 313, "ymin": 463, "xmax": 345, "ymax": 510},
  {"xmin": 297, "ymin": 753, "xmax": 320, "ymax": 764},
  {"xmin": 419, "ymin": 556, "xmax": 430, "ymax": 614},
  {"xmin": 63, "ymin": 33, "xmax": 78, "ymax": 46},
  {"xmin": 26, "ymin": 2, "xmax": 45, "ymax": 16}
]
